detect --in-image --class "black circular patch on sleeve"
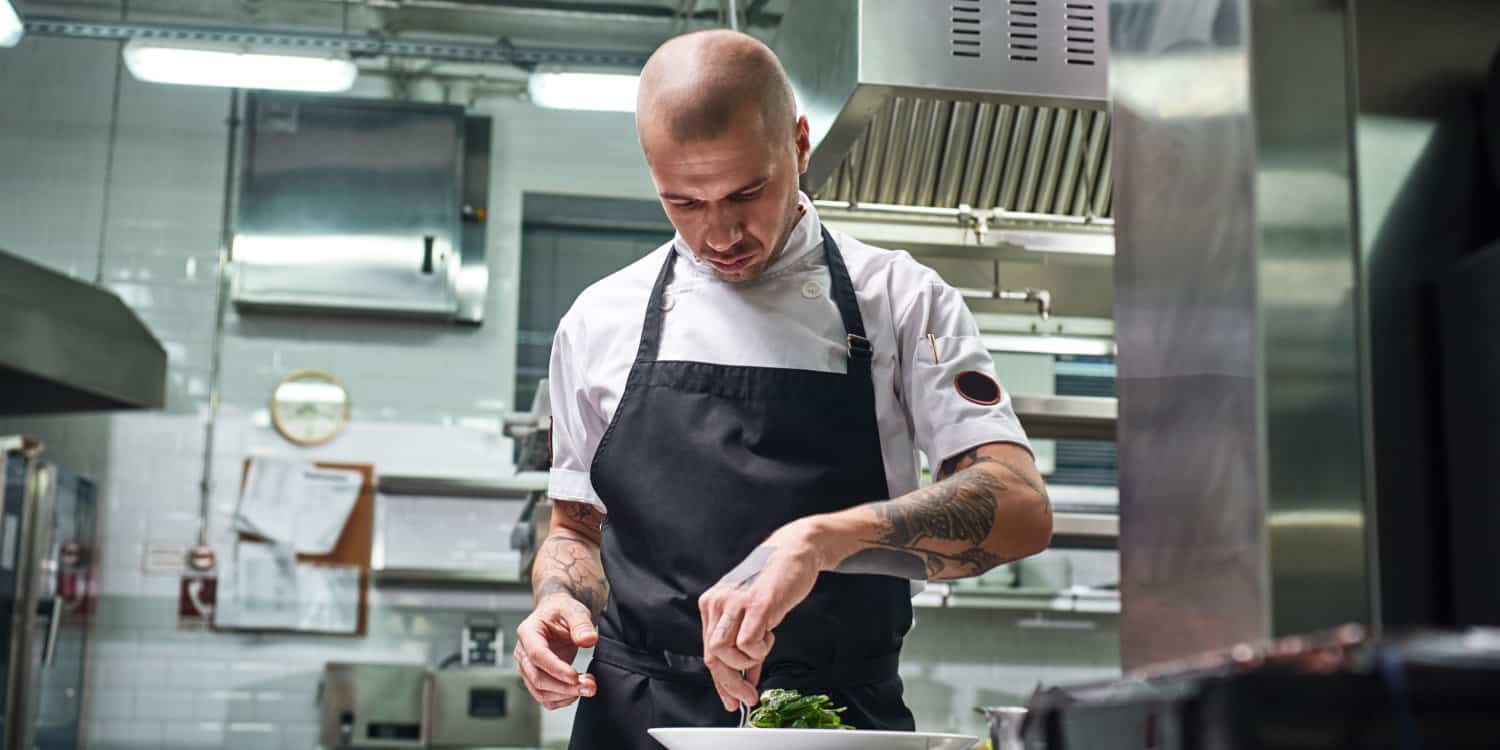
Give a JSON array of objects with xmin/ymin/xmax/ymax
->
[{"xmin": 955, "ymin": 370, "xmax": 1003, "ymax": 406}]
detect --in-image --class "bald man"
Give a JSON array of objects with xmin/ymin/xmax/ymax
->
[{"xmin": 514, "ymin": 30, "xmax": 1052, "ymax": 747}]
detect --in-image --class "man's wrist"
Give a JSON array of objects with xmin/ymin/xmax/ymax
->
[{"xmin": 801, "ymin": 508, "xmax": 880, "ymax": 573}]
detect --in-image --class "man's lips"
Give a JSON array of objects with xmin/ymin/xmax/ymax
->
[{"xmin": 707, "ymin": 253, "xmax": 754, "ymax": 272}]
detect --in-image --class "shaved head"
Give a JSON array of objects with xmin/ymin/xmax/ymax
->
[
  {"xmin": 634, "ymin": 29, "xmax": 812, "ymax": 284},
  {"xmin": 636, "ymin": 29, "xmax": 798, "ymax": 147}
]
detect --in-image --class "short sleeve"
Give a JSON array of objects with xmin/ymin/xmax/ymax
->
[
  {"xmin": 546, "ymin": 311, "xmax": 610, "ymax": 512},
  {"xmin": 895, "ymin": 273, "xmax": 1033, "ymax": 466}
]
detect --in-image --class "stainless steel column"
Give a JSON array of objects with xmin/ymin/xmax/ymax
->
[{"xmin": 1111, "ymin": 0, "xmax": 1371, "ymax": 670}]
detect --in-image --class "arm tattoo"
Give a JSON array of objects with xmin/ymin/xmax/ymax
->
[
  {"xmin": 559, "ymin": 501, "xmax": 605, "ymax": 533},
  {"xmin": 841, "ymin": 460, "xmax": 1014, "ymax": 580},
  {"xmin": 936, "ymin": 445, "xmax": 998, "ymax": 480},
  {"xmin": 533, "ymin": 535, "xmax": 609, "ymax": 617}
]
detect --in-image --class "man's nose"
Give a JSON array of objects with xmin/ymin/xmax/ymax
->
[{"xmin": 703, "ymin": 204, "xmax": 745, "ymax": 253}]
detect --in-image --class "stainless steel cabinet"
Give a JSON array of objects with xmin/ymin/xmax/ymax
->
[{"xmin": 233, "ymin": 94, "xmax": 479, "ymax": 321}]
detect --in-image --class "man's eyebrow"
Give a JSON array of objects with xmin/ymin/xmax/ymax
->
[{"xmin": 659, "ymin": 177, "xmax": 769, "ymax": 202}]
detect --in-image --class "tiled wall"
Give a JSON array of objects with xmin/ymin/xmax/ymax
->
[{"xmin": 0, "ymin": 34, "xmax": 1119, "ymax": 749}]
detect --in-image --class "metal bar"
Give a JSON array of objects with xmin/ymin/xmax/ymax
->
[
  {"xmin": 1011, "ymin": 395, "xmax": 1117, "ymax": 442},
  {"xmin": 1091, "ymin": 136, "xmax": 1113, "ymax": 218},
  {"xmin": 377, "ymin": 472, "xmax": 550, "ymax": 497},
  {"xmin": 958, "ymin": 103, "xmax": 997, "ymax": 208},
  {"xmin": 1015, "ymin": 107, "xmax": 1054, "ymax": 213},
  {"xmin": 1074, "ymin": 111, "xmax": 1109, "ymax": 216},
  {"xmin": 811, "ymin": 199, "xmax": 1115, "ymax": 228},
  {"xmin": 913, "ymin": 100, "xmax": 952, "ymax": 207},
  {"xmin": 1035, "ymin": 109, "xmax": 1075, "ymax": 214},
  {"xmin": 1053, "ymin": 109, "xmax": 1088, "ymax": 215},
  {"xmin": 23, "ymin": 16, "xmax": 652, "ymax": 67},
  {"xmin": 197, "ymin": 90, "xmax": 240, "ymax": 548},
  {"xmin": 895, "ymin": 98, "xmax": 935, "ymax": 206},
  {"xmin": 976, "ymin": 104, "xmax": 1015, "ymax": 210},
  {"xmin": 856, "ymin": 108, "xmax": 889, "ymax": 203},
  {"xmin": 876, "ymin": 97, "xmax": 914, "ymax": 204},
  {"xmin": 997, "ymin": 105, "xmax": 1034, "ymax": 210},
  {"xmin": 939, "ymin": 101, "xmax": 979, "ymax": 208}
]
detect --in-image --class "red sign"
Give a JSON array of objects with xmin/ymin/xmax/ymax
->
[{"xmin": 178, "ymin": 574, "xmax": 217, "ymax": 630}]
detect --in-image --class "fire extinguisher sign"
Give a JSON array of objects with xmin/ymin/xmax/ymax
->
[{"xmin": 178, "ymin": 574, "xmax": 217, "ymax": 630}]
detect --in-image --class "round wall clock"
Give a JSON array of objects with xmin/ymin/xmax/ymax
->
[{"xmin": 270, "ymin": 370, "xmax": 350, "ymax": 446}]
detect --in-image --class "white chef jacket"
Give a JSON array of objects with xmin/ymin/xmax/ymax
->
[{"xmin": 547, "ymin": 193, "xmax": 1032, "ymax": 513}]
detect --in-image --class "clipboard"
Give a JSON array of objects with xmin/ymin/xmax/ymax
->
[{"xmin": 219, "ymin": 459, "xmax": 375, "ymax": 635}]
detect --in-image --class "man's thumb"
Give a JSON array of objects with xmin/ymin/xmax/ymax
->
[{"xmin": 562, "ymin": 601, "xmax": 598, "ymax": 647}]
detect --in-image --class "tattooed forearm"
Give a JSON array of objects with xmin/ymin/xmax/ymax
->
[
  {"xmin": 833, "ymin": 444, "xmax": 1050, "ymax": 581},
  {"xmin": 533, "ymin": 535, "xmax": 609, "ymax": 618}
]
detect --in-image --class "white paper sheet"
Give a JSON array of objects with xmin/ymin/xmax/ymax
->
[
  {"xmin": 221, "ymin": 541, "xmax": 300, "ymax": 629},
  {"xmin": 236, "ymin": 458, "xmax": 362, "ymax": 554},
  {"xmin": 295, "ymin": 563, "xmax": 361, "ymax": 633},
  {"xmin": 215, "ymin": 540, "xmax": 361, "ymax": 634}
]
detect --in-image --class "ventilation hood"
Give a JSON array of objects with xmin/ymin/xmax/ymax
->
[
  {"xmin": 0, "ymin": 248, "xmax": 168, "ymax": 415},
  {"xmin": 775, "ymin": 0, "xmax": 1112, "ymax": 219}
]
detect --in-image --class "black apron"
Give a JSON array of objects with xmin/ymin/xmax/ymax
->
[{"xmin": 567, "ymin": 228, "xmax": 915, "ymax": 749}]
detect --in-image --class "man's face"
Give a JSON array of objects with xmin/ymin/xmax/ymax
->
[{"xmin": 641, "ymin": 114, "xmax": 811, "ymax": 283}]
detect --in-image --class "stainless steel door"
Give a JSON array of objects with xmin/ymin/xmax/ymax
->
[
  {"xmin": 0, "ymin": 450, "xmax": 30, "ymax": 750},
  {"xmin": 29, "ymin": 467, "xmax": 93, "ymax": 750}
]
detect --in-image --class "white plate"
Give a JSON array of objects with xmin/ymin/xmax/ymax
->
[{"xmin": 647, "ymin": 728, "xmax": 982, "ymax": 750}]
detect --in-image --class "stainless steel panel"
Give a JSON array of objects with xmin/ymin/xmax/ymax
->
[
  {"xmin": 233, "ymin": 94, "xmax": 465, "ymax": 320},
  {"xmin": 320, "ymin": 663, "xmax": 427, "ymax": 749},
  {"xmin": 427, "ymin": 671, "xmax": 540, "ymax": 748},
  {"xmin": 0, "ymin": 249, "xmax": 167, "ymax": 415},
  {"xmin": 775, "ymin": 0, "xmax": 1108, "ymax": 210},
  {"xmin": 1113, "ymin": 0, "xmax": 1370, "ymax": 671}
]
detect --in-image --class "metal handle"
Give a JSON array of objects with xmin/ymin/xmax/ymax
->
[
  {"xmin": 40, "ymin": 598, "xmax": 61, "ymax": 668},
  {"xmin": 421, "ymin": 236, "xmax": 435, "ymax": 274}
]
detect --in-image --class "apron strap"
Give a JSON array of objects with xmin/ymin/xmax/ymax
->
[
  {"xmin": 592, "ymin": 635, "xmax": 900, "ymax": 689},
  {"xmin": 636, "ymin": 226, "xmax": 874, "ymax": 368}
]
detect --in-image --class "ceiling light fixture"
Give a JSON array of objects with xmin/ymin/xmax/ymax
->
[
  {"xmin": 527, "ymin": 72, "xmax": 639, "ymax": 113},
  {"xmin": 122, "ymin": 37, "xmax": 358, "ymax": 92},
  {"xmin": 0, "ymin": 0, "xmax": 23, "ymax": 48}
]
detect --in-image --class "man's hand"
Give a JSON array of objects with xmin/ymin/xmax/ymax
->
[
  {"xmin": 698, "ymin": 518, "xmax": 826, "ymax": 712},
  {"xmin": 515, "ymin": 591, "xmax": 599, "ymax": 709},
  {"xmin": 517, "ymin": 500, "xmax": 609, "ymax": 710}
]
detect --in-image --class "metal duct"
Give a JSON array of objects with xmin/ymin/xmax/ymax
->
[
  {"xmin": 775, "ymin": 0, "xmax": 1110, "ymax": 218},
  {"xmin": 820, "ymin": 96, "xmax": 1113, "ymax": 217},
  {"xmin": 0, "ymin": 249, "xmax": 167, "ymax": 415}
]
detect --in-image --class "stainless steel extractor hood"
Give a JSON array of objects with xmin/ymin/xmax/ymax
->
[
  {"xmin": 0, "ymin": 249, "xmax": 167, "ymax": 415},
  {"xmin": 775, "ymin": 0, "xmax": 1112, "ymax": 218}
]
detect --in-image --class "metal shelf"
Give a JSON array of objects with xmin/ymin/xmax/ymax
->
[
  {"xmin": 1012, "ymin": 395, "xmax": 1117, "ymax": 441},
  {"xmin": 1052, "ymin": 511, "xmax": 1119, "ymax": 549},
  {"xmin": 914, "ymin": 583, "xmax": 1121, "ymax": 613},
  {"xmin": 377, "ymin": 472, "xmax": 548, "ymax": 498}
]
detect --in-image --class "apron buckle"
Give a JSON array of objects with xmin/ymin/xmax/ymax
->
[{"xmin": 847, "ymin": 333, "xmax": 873, "ymax": 360}]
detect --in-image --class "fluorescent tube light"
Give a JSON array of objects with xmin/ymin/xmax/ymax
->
[
  {"xmin": 122, "ymin": 37, "xmax": 357, "ymax": 92},
  {"xmin": 528, "ymin": 72, "xmax": 639, "ymax": 112},
  {"xmin": 0, "ymin": 0, "xmax": 23, "ymax": 48}
]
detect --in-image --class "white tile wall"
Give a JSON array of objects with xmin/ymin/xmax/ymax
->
[{"xmin": 0, "ymin": 34, "xmax": 1120, "ymax": 750}]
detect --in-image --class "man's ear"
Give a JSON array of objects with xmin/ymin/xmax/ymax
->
[{"xmin": 794, "ymin": 115, "xmax": 811, "ymax": 175}]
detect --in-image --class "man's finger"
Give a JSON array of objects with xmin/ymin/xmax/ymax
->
[
  {"xmin": 553, "ymin": 599, "xmax": 599, "ymax": 648},
  {"xmin": 735, "ymin": 604, "xmax": 775, "ymax": 662},
  {"xmin": 515, "ymin": 647, "xmax": 580, "ymax": 694},
  {"xmin": 708, "ymin": 606, "xmax": 760, "ymax": 671},
  {"xmin": 516, "ymin": 622, "xmax": 581, "ymax": 683},
  {"xmin": 707, "ymin": 661, "xmax": 759, "ymax": 709}
]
